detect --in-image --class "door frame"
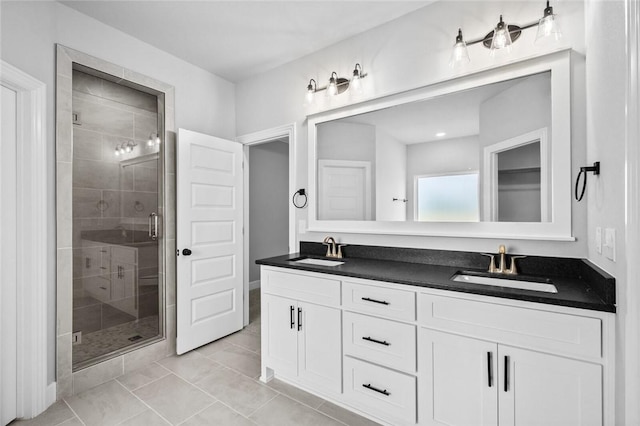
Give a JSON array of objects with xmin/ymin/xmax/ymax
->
[
  {"xmin": 0, "ymin": 61, "xmax": 51, "ymax": 417},
  {"xmin": 236, "ymin": 123, "xmax": 296, "ymax": 326}
]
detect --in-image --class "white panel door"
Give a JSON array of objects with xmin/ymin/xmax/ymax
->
[
  {"xmin": 499, "ymin": 346, "xmax": 602, "ymax": 426},
  {"xmin": 1, "ymin": 85, "xmax": 18, "ymax": 426},
  {"xmin": 318, "ymin": 159, "xmax": 371, "ymax": 220},
  {"xmin": 177, "ymin": 129, "xmax": 244, "ymax": 354},
  {"xmin": 419, "ymin": 329, "xmax": 498, "ymax": 426}
]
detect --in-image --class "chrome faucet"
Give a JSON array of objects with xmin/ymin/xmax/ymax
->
[
  {"xmin": 322, "ymin": 236, "xmax": 344, "ymax": 258},
  {"xmin": 483, "ymin": 245, "xmax": 525, "ymax": 275}
]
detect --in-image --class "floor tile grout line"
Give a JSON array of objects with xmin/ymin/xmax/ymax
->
[
  {"xmin": 60, "ymin": 398, "xmax": 87, "ymax": 426},
  {"xmin": 174, "ymin": 401, "xmax": 217, "ymax": 426},
  {"xmin": 244, "ymin": 391, "xmax": 281, "ymax": 419},
  {"xmin": 120, "ymin": 378, "xmax": 178, "ymax": 426}
]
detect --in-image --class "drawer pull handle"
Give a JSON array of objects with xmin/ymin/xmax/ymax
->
[
  {"xmin": 362, "ymin": 383, "xmax": 390, "ymax": 396},
  {"xmin": 362, "ymin": 336, "xmax": 390, "ymax": 346},
  {"xmin": 504, "ymin": 355, "xmax": 510, "ymax": 392},
  {"xmin": 297, "ymin": 307, "xmax": 302, "ymax": 331},
  {"xmin": 290, "ymin": 305, "xmax": 295, "ymax": 329},
  {"xmin": 487, "ymin": 351, "xmax": 493, "ymax": 387},
  {"xmin": 361, "ymin": 297, "xmax": 389, "ymax": 305}
]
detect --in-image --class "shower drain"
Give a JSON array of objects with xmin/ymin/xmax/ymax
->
[{"xmin": 128, "ymin": 335, "xmax": 143, "ymax": 342}]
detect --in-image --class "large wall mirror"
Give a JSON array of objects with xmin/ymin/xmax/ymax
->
[{"xmin": 307, "ymin": 51, "xmax": 573, "ymax": 240}]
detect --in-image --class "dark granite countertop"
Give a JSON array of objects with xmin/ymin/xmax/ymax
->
[{"xmin": 256, "ymin": 242, "xmax": 616, "ymax": 313}]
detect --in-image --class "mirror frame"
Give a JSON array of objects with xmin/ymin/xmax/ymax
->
[{"xmin": 307, "ymin": 50, "xmax": 573, "ymax": 241}]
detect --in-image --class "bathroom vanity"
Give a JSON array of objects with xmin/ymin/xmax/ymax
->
[{"xmin": 257, "ymin": 243, "xmax": 615, "ymax": 426}]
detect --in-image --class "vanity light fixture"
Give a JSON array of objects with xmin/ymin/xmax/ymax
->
[
  {"xmin": 114, "ymin": 140, "xmax": 136, "ymax": 156},
  {"xmin": 450, "ymin": 1, "xmax": 562, "ymax": 67},
  {"xmin": 304, "ymin": 63, "xmax": 368, "ymax": 105}
]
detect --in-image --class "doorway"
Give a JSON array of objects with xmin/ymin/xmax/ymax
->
[{"xmin": 238, "ymin": 124, "xmax": 296, "ymax": 326}]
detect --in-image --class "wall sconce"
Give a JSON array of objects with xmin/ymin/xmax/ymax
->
[
  {"xmin": 147, "ymin": 133, "xmax": 161, "ymax": 147},
  {"xmin": 305, "ymin": 63, "xmax": 368, "ymax": 106},
  {"xmin": 450, "ymin": 1, "xmax": 562, "ymax": 67},
  {"xmin": 114, "ymin": 140, "xmax": 136, "ymax": 156}
]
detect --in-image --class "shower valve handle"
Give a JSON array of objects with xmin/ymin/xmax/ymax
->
[{"xmin": 182, "ymin": 248, "xmax": 192, "ymax": 256}]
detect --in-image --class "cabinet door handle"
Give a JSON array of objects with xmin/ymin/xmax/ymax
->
[
  {"xmin": 297, "ymin": 307, "xmax": 302, "ymax": 331},
  {"xmin": 362, "ymin": 383, "xmax": 390, "ymax": 396},
  {"xmin": 361, "ymin": 297, "xmax": 389, "ymax": 305},
  {"xmin": 487, "ymin": 352, "xmax": 493, "ymax": 387},
  {"xmin": 504, "ymin": 355, "xmax": 510, "ymax": 392},
  {"xmin": 362, "ymin": 336, "xmax": 390, "ymax": 346},
  {"xmin": 290, "ymin": 305, "xmax": 295, "ymax": 329}
]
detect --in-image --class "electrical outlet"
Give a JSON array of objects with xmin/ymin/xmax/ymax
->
[
  {"xmin": 604, "ymin": 228, "xmax": 616, "ymax": 261},
  {"xmin": 595, "ymin": 227, "xmax": 602, "ymax": 254}
]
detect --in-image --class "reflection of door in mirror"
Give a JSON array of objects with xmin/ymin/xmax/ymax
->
[
  {"xmin": 483, "ymin": 128, "xmax": 549, "ymax": 223},
  {"xmin": 318, "ymin": 159, "xmax": 372, "ymax": 220}
]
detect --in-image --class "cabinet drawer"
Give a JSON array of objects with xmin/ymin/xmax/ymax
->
[
  {"xmin": 343, "ymin": 356, "xmax": 416, "ymax": 425},
  {"xmin": 343, "ymin": 281, "xmax": 415, "ymax": 321},
  {"xmin": 262, "ymin": 268, "xmax": 340, "ymax": 306},
  {"xmin": 344, "ymin": 311, "xmax": 416, "ymax": 373},
  {"xmin": 418, "ymin": 293, "xmax": 602, "ymax": 359}
]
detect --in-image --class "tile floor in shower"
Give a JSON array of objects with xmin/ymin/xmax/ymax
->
[{"xmin": 12, "ymin": 289, "xmax": 380, "ymax": 426}]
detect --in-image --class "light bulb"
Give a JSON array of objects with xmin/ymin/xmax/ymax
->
[
  {"xmin": 115, "ymin": 147, "xmax": 120, "ymax": 156},
  {"xmin": 304, "ymin": 79, "xmax": 316, "ymax": 107},
  {"xmin": 490, "ymin": 16, "xmax": 512, "ymax": 55},
  {"xmin": 327, "ymin": 73, "xmax": 338, "ymax": 96},
  {"xmin": 449, "ymin": 29, "xmax": 470, "ymax": 67},
  {"xmin": 351, "ymin": 64, "xmax": 364, "ymax": 95},
  {"xmin": 155, "ymin": 135, "xmax": 161, "ymax": 145},
  {"xmin": 147, "ymin": 138, "xmax": 154, "ymax": 147},
  {"xmin": 535, "ymin": 3, "xmax": 561, "ymax": 43},
  {"xmin": 119, "ymin": 147, "xmax": 125, "ymax": 155},
  {"xmin": 125, "ymin": 145, "xmax": 132, "ymax": 153}
]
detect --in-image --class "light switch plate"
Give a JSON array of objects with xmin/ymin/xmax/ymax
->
[
  {"xmin": 595, "ymin": 227, "xmax": 602, "ymax": 254},
  {"xmin": 604, "ymin": 228, "xmax": 616, "ymax": 261}
]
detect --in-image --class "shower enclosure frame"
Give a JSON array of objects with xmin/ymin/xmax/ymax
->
[{"xmin": 55, "ymin": 45, "xmax": 176, "ymax": 398}]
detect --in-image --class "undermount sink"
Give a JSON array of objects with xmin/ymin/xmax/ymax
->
[
  {"xmin": 452, "ymin": 272, "xmax": 558, "ymax": 293},
  {"xmin": 289, "ymin": 257, "xmax": 345, "ymax": 267}
]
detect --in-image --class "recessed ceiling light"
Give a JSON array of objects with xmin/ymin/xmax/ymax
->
[{"xmin": 435, "ymin": 132, "xmax": 446, "ymax": 137}]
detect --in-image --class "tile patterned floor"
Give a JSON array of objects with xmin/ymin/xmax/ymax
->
[{"xmin": 11, "ymin": 290, "xmax": 380, "ymax": 426}]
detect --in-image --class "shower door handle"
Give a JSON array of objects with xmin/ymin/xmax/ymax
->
[{"xmin": 149, "ymin": 213, "xmax": 158, "ymax": 240}]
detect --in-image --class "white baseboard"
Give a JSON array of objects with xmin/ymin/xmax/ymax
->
[{"xmin": 249, "ymin": 280, "xmax": 261, "ymax": 291}]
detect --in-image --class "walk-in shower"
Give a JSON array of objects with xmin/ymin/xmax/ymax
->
[{"xmin": 70, "ymin": 69, "xmax": 164, "ymax": 370}]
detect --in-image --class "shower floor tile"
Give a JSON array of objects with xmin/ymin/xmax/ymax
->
[{"xmin": 72, "ymin": 315, "xmax": 159, "ymax": 368}]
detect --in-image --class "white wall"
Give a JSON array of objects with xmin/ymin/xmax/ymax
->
[
  {"xmin": 0, "ymin": 0, "xmax": 236, "ymax": 384},
  {"xmin": 375, "ymin": 129, "xmax": 407, "ymax": 221},
  {"xmin": 248, "ymin": 141, "xmax": 289, "ymax": 283},
  {"xmin": 236, "ymin": 0, "xmax": 586, "ymax": 257},
  {"xmin": 405, "ymin": 135, "xmax": 480, "ymax": 221},
  {"xmin": 583, "ymin": 0, "xmax": 629, "ymax": 420}
]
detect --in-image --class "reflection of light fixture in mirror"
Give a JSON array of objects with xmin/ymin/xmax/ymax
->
[
  {"xmin": 449, "ymin": 1, "xmax": 562, "ymax": 67},
  {"xmin": 535, "ymin": 1, "xmax": 561, "ymax": 43},
  {"xmin": 147, "ymin": 133, "xmax": 161, "ymax": 147},
  {"xmin": 304, "ymin": 63, "xmax": 368, "ymax": 105},
  {"xmin": 114, "ymin": 140, "xmax": 136, "ymax": 156},
  {"xmin": 435, "ymin": 132, "xmax": 447, "ymax": 137}
]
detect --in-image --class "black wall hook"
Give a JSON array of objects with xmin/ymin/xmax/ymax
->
[{"xmin": 575, "ymin": 161, "xmax": 600, "ymax": 201}]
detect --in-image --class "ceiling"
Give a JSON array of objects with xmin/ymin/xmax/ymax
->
[{"xmin": 60, "ymin": 1, "xmax": 432, "ymax": 83}]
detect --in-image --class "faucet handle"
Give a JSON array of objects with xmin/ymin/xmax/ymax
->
[
  {"xmin": 336, "ymin": 244, "xmax": 347, "ymax": 259},
  {"xmin": 505, "ymin": 255, "xmax": 526, "ymax": 275},
  {"xmin": 481, "ymin": 253, "xmax": 497, "ymax": 273},
  {"xmin": 322, "ymin": 242, "xmax": 333, "ymax": 257}
]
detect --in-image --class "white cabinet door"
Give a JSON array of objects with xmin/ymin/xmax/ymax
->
[
  {"xmin": 419, "ymin": 329, "xmax": 498, "ymax": 426},
  {"xmin": 499, "ymin": 346, "xmax": 602, "ymax": 426},
  {"xmin": 298, "ymin": 301, "xmax": 342, "ymax": 394},
  {"xmin": 262, "ymin": 294, "xmax": 298, "ymax": 378}
]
